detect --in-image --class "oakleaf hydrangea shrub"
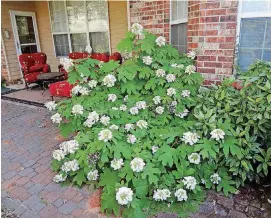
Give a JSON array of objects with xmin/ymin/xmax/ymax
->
[{"xmin": 48, "ymin": 24, "xmax": 239, "ymax": 217}]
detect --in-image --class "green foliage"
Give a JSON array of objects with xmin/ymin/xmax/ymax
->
[{"xmin": 50, "ymin": 26, "xmax": 271, "ymax": 218}]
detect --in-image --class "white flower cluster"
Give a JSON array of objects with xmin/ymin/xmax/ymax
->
[
  {"xmin": 174, "ymin": 188, "xmax": 188, "ymax": 201},
  {"xmin": 87, "ymin": 170, "xmax": 99, "ymax": 181},
  {"xmin": 103, "ymin": 74, "xmax": 117, "ymax": 87},
  {"xmin": 61, "ymin": 159, "xmax": 80, "ymax": 172},
  {"xmin": 156, "ymin": 69, "xmax": 166, "ymax": 77},
  {"xmin": 136, "ymin": 120, "xmax": 148, "ymax": 129},
  {"xmin": 84, "ymin": 111, "xmax": 99, "ymax": 128},
  {"xmin": 182, "ymin": 132, "xmax": 200, "ymax": 145},
  {"xmin": 155, "ymin": 106, "xmax": 164, "ymax": 115},
  {"xmin": 130, "ymin": 107, "xmax": 139, "ymax": 115},
  {"xmin": 111, "ymin": 158, "xmax": 124, "ymax": 170},
  {"xmin": 100, "ymin": 115, "xmax": 110, "ymax": 126},
  {"xmin": 151, "ymin": 146, "xmax": 159, "ymax": 154},
  {"xmin": 183, "ymin": 176, "xmax": 197, "ymax": 190},
  {"xmin": 52, "ymin": 149, "xmax": 65, "ymax": 161},
  {"xmin": 185, "ymin": 65, "xmax": 196, "ymax": 75},
  {"xmin": 210, "ymin": 129, "xmax": 225, "ymax": 141},
  {"xmin": 167, "ymin": 88, "xmax": 176, "ymax": 97},
  {"xmin": 187, "ymin": 51, "xmax": 196, "ymax": 60},
  {"xmin": 188, "ymin": 153, "xmax": 201, "ymax": 164},
  {"xmin": 125, "ymin": 124, "xmax": 135, "ymax": 132},
  {"xmin": 60, "ymin": 57, "xmax": 73, "ymax": 71},
  {"xmin": 119, "ymin": 105, "xmax": 127, "ymax": 111},
  {"xmin": 175, "ymin": 109, "xmax": 189, "ymax": 118},
  {"xmin": 45, "ymin": 101, "xmax": 56, "ymax": 111},
  {"xmin": 210, "ymin": 173, "xmax": 221, "ymax": 184},
  {"xmin": 142, "ymin": 56, "xmax": 153, "ymax": 65},
  {"xmin": 136, "ymin": 101, "xmax": 147, "ymax": 109},
  {"xmin": 153, "ymin": 96, "xmax": 161, "ymax": 105},
  {"xmin": 127, "ymin": 134, "xmax": 137, "ymax": 144},
  {"xmin": 155, "ymin": 36, "xmax": 166, "ymax": 47},
  {"xmin": 166, "ymin": 74, "xmax": 176, "ymax": 83},
  {"xmin": 116, "ymin": 187, "xmax": 133, "ymax": 205},
  {"xmin": 72, "ymin": 104, "xmax": 84, "ymax": 115},
  {"xmin": 131, "ymin": 23, "xmax": 143, "ymax": 36},
  {"xmin": 153, "ymin": 189, "xmax": 171, "ymax": 201},
  {"xmin": 108, "ymin": 94, "xmax": 117, "ymax": 102},
  {"xmin": 51, "ymin": 113, "xmax": 62, "ymax": 124},
  {"xmin": 181, "ymin": 90, "xmax": 190, "ymax": 98},
  {"xmin": 98, "ymin": 129, "xmax": 113, "ymax": 142},
  {"xmin": 171, "ymin": 63, "xmax": 184, "ymax": 69},
  {"xmin": 53, "ymin": 174, "xmax": 67, "ymax": 183},
  {"xmin": 130, "ymin": 157, "xmax": 145, "ymax": 172},
  {"xmin": 109, "ymin": 124, "xmax": 118, "ymax": 130},
  {"xmin": 88, "ymin": 80, "xmax": 98, "ymax": 89},
  {"xmin": 59, "ymin": 140, "xmax": 80, "ymax": 155},
  {"xmin": 71, "ymin": 85, "xmax": 90, "ymax": 96}
]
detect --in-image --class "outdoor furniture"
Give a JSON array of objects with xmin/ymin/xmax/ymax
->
[
  {"xmin": 37, "ymin": 72, "xmax": 65, "ymax": 95},
  {"xmin": 18, "ymin": 52, "xmax": 51, "ymax": 89}
]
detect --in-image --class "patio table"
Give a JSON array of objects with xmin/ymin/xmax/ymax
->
[{"xmin": 37, "ymin": 72, "xmax": 65, "ymax": 95}]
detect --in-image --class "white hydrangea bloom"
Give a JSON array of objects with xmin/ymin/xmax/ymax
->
[
  {"xmin": 175, "ymin": 109, "xmax": 189, "ymax": 118},
  {"xmin": 210, "ymin": 173, "xmax": 222, "ymax": 184},
  {"xmin": 59, "ymin": 140, "xmax": 80, "ymax": 154},
  {"xmin": 182, "ymin": 132, "xmax": 200, "ymax": 145},
  {"xmin": 80, "ymin": 87, "xmax": 90, "ymax": 96},
  {"xmin": 142, "ymin": 56, "xmax": 153, "ymax": 65},
  {"xmin": 71, "ymin": 85, "xmax": 82, "ymax": 95},
  {"xmin": 124, "ymin": 95, "xmax": 129, "ymax": 102},
  {"xmin": 136, "ymin": 120, "xmax": 148, "ymax": 129},
  {"xmin": 88, "ymin": 80, "xmax": 98, "ymax": 89},
  {"xmin": 53, "ymin": 174, "xmax": 67, "ymax": 183},
  {"xmin": 83, "ymin": 118, "xmax": 95, "ymax": 128},
  {"xmin": 130, "ymin": 157, "xmax": 145, "ymax": 172},
  {"xmin": 52, "ymin": 149, "xmax": 65, "ymax": 161},
  {"xmin": 167, "ymin": 88, "xmax": 176, "ymax": 97},
  {"xmin": 185, "ymin": 65, "xmax": 196, "ymax": 75},
  {"xmin": 108, "ymin": 94, "xmax": 117, "ymax": 102},
  {"xmin": 45, "ymin": 101, "xmax": 56, "ymax": 111},
  {"xmin": 100, "ymin": 115, "xmax": 110, "ymax": 126},
  {"xmin": 119, "ymin": 105, "xmax": 127, "ymax": 111},
  {"xmin": 151, "ymin": 146, "xmax": 159, "ymax": 154},
  {"xmin": 131, "ymin": 23, "xmax": 143, "ymax": 36},
  {"xmin": 136, "ymin": 101, "xmax": 147, "ymax": 110},
  {"xmin": 156, "ymin": 36, "xmax": 166, "ymax": 47},
  {"xmin": 103, "ymin": 74, "xmax": 117, "ymax": 87},
  {"xmin": 166, "ymin": 74, "xmax": 176, "ymax": 83},
  {"xmin": 88, "ymin": 111, "xmax": 99, "ymax": 122},
  {"xmin": 183, "ymin": 176, "xmax": 197, "ymax": 190},
  {"xmin": 130, "ymin": 107, "xmax": 139, "ymax": 115},
  {"xmin": 156, "ymin": 69, "xmax": 166, "ymax": 77},
  {"xmin": 174, "ymin": 188, "xmax": 188, "ymax": 201},
  {"xmin": 51, "ymin": 113, "xmax": 62, "ymax": 124},
  {"xmin": 72, "ymin": 104, "xmax": 84, "ymax": 115},
  {"xmin": 116, "ymin": 187, "xmax": 133, "ymax": 205},
  {"xmin": 155, "ymin": 106, "xmax": 164, "ymax": 115},
  {"xmin": 109, "ymin": 125, "xmax": 119, "ymax": 130},
  {"xmin": 127, "ymin": 134, "xmax": 137, "ymax": 144},
  {"xmin": 111, "ymin": 158, "xmax": 124, "ymax": 170},
  {"xmin": 177, "ymin": 64, "xmax": 184, "ymax": 69},
  {"xmin": 187, "ymin": 51, "xmax": 196, "ymax": 59},
  {"xmin": 201, "ymin": 179, "xmax": 206, "ymax": 184},
  {"xmin": 153, "ymin": 96, "xmax": 161, "ymax": 105},
  {"xmin": 125, "ymin": 124, "xmax": 135, "ymax": 132},
  {"xmin": 87, "ymin": 170, "xmax": 99, "ymax": 181},
  {"xmin": 171, "ymin": 101, "xmax": 178, "ymax": 106},
  {"xmin": 181, "ymin": 90, "xmax": 191, "ymax": 98},
  {"xmin": 98, "ymin": 129, "xmax": 113, "ymax": 142},
  {"xmin": 61, "ymin": 159, "xmax": 80, "ymax": 172},
  {"xmin": 153, "ymin": 189, "xmax": 171, "ymax": 201},
  {"xmin": 210, "ymin": 129, "xmax": 225, "ymax": 141},
  {"xmin": 188, "ymin": 153, "xmax": 201, "ymax": 164},
  {"xmin": 171, "ymin": 63, "xmax": 178, "ymax": 68}
]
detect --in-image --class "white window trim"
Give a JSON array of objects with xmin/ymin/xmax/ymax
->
[
  {"xmin": 47, "ymin": 0, "xmax": 111, "ymax": 58},
  {"xmin": 235, "ymin": 0, "xmax": 271, "ymax": 71}
]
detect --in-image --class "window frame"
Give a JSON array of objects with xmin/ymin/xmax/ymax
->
[
  {"xmin": 169, "ymin": 0, "xmax": 188, "ymax": 53},
  {"xmin": 47, "ymin": 0, "xmax": 111, "ymax": 58},
  {"xmin": 235, "ymin": 0, "xmax": 271, "ymax": 70}
]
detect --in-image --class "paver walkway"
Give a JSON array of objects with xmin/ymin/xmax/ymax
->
[{"xmin": 1, "ymin": 100, "xmax": 99, "ymax": 218}]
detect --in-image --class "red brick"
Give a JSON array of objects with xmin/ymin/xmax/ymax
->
[
  {"xmin": 204, "ymin": 62, "xmax": 223, "ymax": 68},
  {"xmin": 39, "ymin": 205, "xmax": 58, "ymax": 218},
  {"xmin": 218, "ymin": 56, "xmax": 234, "ymax": 62},
  {"xmin": 205, "ymin": 37, "xmax": 225, "ymax": 43},
  {"xmin": 205, "ymin": 9, "xmax": 226, "ymax": 16},
  {"xmin": 219, "ymin": 43, "xmax": 235, "ymax": 49},
  {"xmin": 88, "ymin": 188, "xmax": 102, "ymax": 208},
  {"xmin": 62, "ymin": 187, "xmax": 78, "ymax": 200},
  {"xmin": 197, "ymin": 68, "xmax": 216, "ymax": 74},
  {"xmin": 197, "ymin": 56, "xmax": 216, "ymax": 61},
  {"xmin": 206, "ymin": 2, "xmax": 221, "ymax": 9},
  {"xmin": 220, "ymin": 15, "xmax": 237, "ymax": 22},
  {"xmin": 71, "ymin": 208, "xmax": 84, "ymax": 217}
]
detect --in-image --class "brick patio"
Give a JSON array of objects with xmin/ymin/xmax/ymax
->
[{"xmin": 1, "ymin": 100, "xmax": 101, "ymax": 218}]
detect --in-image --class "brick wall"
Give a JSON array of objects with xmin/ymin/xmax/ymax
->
[
  {"xmin": 129, "ymin": 0, "xmax": 170, "ymax": 41},
  {"xmin": 188, "ymin": 0, "xmax": 238, "ymax": 85},
  {"xmin": 1, "ymin": 42, "xmax": 9, "ymax": 82}
]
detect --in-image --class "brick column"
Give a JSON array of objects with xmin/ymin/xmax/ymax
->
[
  {"xmin": 1, "ymin": 42, "xmax": 9, "ymax": 82},
  {"xmin": 129, "ymin": 0, "xmax": 170, "ymax": 41},
  {"xmin": 188, "ymin": 0, "xmax": 238, "ymax": 85}
]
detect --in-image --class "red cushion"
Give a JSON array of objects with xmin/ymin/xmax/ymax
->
[
  {"xmin": 69, "ymin": 52, "xmax": 91, "ymax": 60},
  {"xmin": 43, "ymin": 64, "xmax": 50, "ymax": 73},
  {"xmin": 24, "ymin": 72, "xmax": 42, "ymax": 83},
  {"xmin": 49, "ymin": 81, "xmax": 74, "ymax": 97},
  {"xmin": 29, "ymin": 64, "xmax": 44, "ymax": 73},
  {"xmin": 91, "ymin": 53, "xmax": 109, "ymax": 62},
  {"xmin": 32, "ymin": 52, "xmax": 47, "ymax": 65},
  {"xmin": 19, "ymin": 54, "xmax": 34, "ymax": 68},
  {"xmin": 109, "ymin": 52, "xmax": 122, "ymax": 63}
]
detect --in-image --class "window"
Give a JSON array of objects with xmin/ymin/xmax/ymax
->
[
  {"xmin": 49, "ymin": 0, "xmax": 110, "ymax": 57},
  {"xmin": 170, "ymin": 0, "xmax": 188, "ymax": 53},
  {"xmin": 237, "ymin": 0, "xmax": 271, "ymax": 71}
]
